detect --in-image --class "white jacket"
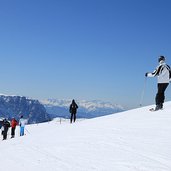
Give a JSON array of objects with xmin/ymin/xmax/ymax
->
[
  {"xmin": 147, "ymin": 61, "xmax": 171, "ymax": 83},
  {"xmin": 19, "ymin": 118, "xmax": 27, "ymax": 127}
]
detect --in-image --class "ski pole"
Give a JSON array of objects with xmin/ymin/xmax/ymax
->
[
  {"xmin": 25, "ymin": 128, "xmax": 30, "ymax": 134},
  {"xmin": 140, "ymin": 77, "xmax": 147, "ymax": 107}
]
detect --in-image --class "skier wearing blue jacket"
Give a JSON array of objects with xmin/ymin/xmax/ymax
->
[{"xmin": 145, "ymin": 56, "xmax": 171, "ymax": 111}]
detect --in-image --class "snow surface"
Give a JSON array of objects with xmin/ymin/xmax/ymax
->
[{"xmin": 0, "ymin": 102, "xmax": 171, "ymax": 171}]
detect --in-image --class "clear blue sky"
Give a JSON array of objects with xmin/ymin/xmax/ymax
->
[{"xmin": 0, "ymin": 0, "xmax": 171, "ymax": 109}]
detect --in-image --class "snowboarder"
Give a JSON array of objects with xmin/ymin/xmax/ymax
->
[
  {"xmin": 145, "ymin": 56, "xmax": 171, "ymax": 111},
  {"xmin": 11, "ymin": 117, "xmax": 18, "ymax": 138},
  {"xmin": 2, "ymin": 119, "xmax": 10, "ymax": 140},
  {"xmin": 19, "ymin": 115, "xmax": 27, "ymax": 136},
  {"xmin": 69, "ymin": 99, "xmax": 78, "ymax": 123}
]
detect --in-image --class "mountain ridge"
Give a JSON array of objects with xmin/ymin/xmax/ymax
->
[
  {"xmin": 41, "ymin": 99, "xmax": 125, "ymax": 119},
  {"xmin": 0, "ymin": 95, "xmax": 50, "ymax": 123}
]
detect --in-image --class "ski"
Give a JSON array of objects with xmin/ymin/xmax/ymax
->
[
  {"xmin": 149, "ymin": 108, "xmax": 164, "ymax": 112},
  {"xmin": 149, "ymin": 108, "xmax": 156, "ymax": 112}
]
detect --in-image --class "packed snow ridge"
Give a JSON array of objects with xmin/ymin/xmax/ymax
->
[{"xmin": 0, "ymin": 102, "xmax": 171, "ymax": 171}]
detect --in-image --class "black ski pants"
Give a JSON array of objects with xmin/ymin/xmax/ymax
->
[
  {"xmin": 70, "ymin": 113, "xmax": 76, "ymax": 123},
  {"xmin": 3, "ymin": 130, "xmax": 8, "ymax": 140},
  {"xmin": 11, "ymin": 127, "xmax": 16, "ymax": 137},
  {"xmin": 155, "ymin": 83, "xmax": 169, "ymax": 105}
]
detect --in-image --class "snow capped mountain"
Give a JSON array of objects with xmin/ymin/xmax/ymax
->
[
  {"xmin": 41, "ymin": 99, "xmax": 124, "ymax": 118},
  {"xmin": 0, "ymin": 102, "xmax": 170, "ymax": 171},
  {"xmin": 0, "ymin": 95, "xmax": 124, "ymax": 122},
  {"xmin": 41, "ymin": 99, "xmax": 124, "ymax": 110}
]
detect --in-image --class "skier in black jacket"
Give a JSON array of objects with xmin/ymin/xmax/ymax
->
[
  {"xmin": 2, "ymin": 119, "xmax": 10, "ymax": 140},
  {"xmin": 69, "ymin": 99, "xmax": 78, "ymax": 123},
  {"xmin": 145, "ymin": 56, "xmax": 171, "ymax": 111}
]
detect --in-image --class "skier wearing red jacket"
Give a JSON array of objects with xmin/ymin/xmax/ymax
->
[{"xmin": 11, "ymin": 117, "xmax": 18, "ymax": 138}]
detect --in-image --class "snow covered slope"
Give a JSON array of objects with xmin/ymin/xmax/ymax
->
[{"xmin": 0, "ymin": 102, "xmax": 171, "ymax": 171}]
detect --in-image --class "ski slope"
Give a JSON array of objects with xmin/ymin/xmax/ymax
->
[{"xmin": 0, "ymin": 102, "xmax": 171, "ymax": 171}]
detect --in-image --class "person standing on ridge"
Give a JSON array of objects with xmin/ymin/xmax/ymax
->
[
  {"xmin": 145, "ymin": 56, "xmax": 171, "ymax": 111},
  {"xmin": 11, "ymin": 117, "xmax": 18, "ymax": 138},
  {"xmin": 69, "ymin": 99, "xmax": 78, "ymax": 123}
]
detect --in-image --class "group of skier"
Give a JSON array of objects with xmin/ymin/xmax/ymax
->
[
  {"xmin": 1, "ymin": 115, "xmax": 27, "ymax": 140},
  {"xmin": 0, "ymin": 99, "xmax": 78, "ymax": 141},
  {"xmin": 0, "ymin": 56, "xmax": 170, "ymax": 140}
]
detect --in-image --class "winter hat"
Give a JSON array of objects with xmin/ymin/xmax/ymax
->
[{"xmin": 158, "ymin": 56, "xmax": 165, "ymax": 62}]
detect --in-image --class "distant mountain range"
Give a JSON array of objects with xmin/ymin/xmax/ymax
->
[
  {"xmin": 0, "ymin": 95, "xmax": 125, "ymax": 123},
  {"xmin": 0, "ymin": 95, "xmax": 50, "ymax": 124},
  {"xmin": 41, "ymin": 99, "xmax": 125, "ymax": 119}
]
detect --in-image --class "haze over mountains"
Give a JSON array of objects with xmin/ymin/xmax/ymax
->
[
  {"xmin": 41, "ymin": 99, "xmax": 124, "ymax": 119},
  {"xmin": 0, "ymin": 95, "xmax": 124, "ymax": 123}
]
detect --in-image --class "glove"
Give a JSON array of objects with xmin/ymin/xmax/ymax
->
[{"xmin": 145, "ymin": 72, "xmax": 149, "ymax": 77}]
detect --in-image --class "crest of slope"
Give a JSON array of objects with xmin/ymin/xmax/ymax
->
[{"xmin": 0, "ymin": 102, "xmax": 171, "ymax": 171}]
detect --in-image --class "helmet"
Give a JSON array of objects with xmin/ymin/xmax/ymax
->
[{"xmin": 158, "ymin": 56, "xmax": 165, "ymax": 62}]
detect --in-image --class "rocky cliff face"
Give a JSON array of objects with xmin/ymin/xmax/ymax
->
[{"xmin": 0, "ymin": 95, "xmax": 50, "ymax": 124}]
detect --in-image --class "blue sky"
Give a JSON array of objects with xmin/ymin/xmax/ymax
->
[{"xmin": 0, "ymin": 0, "xmax": 171, "ymax": 109}]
